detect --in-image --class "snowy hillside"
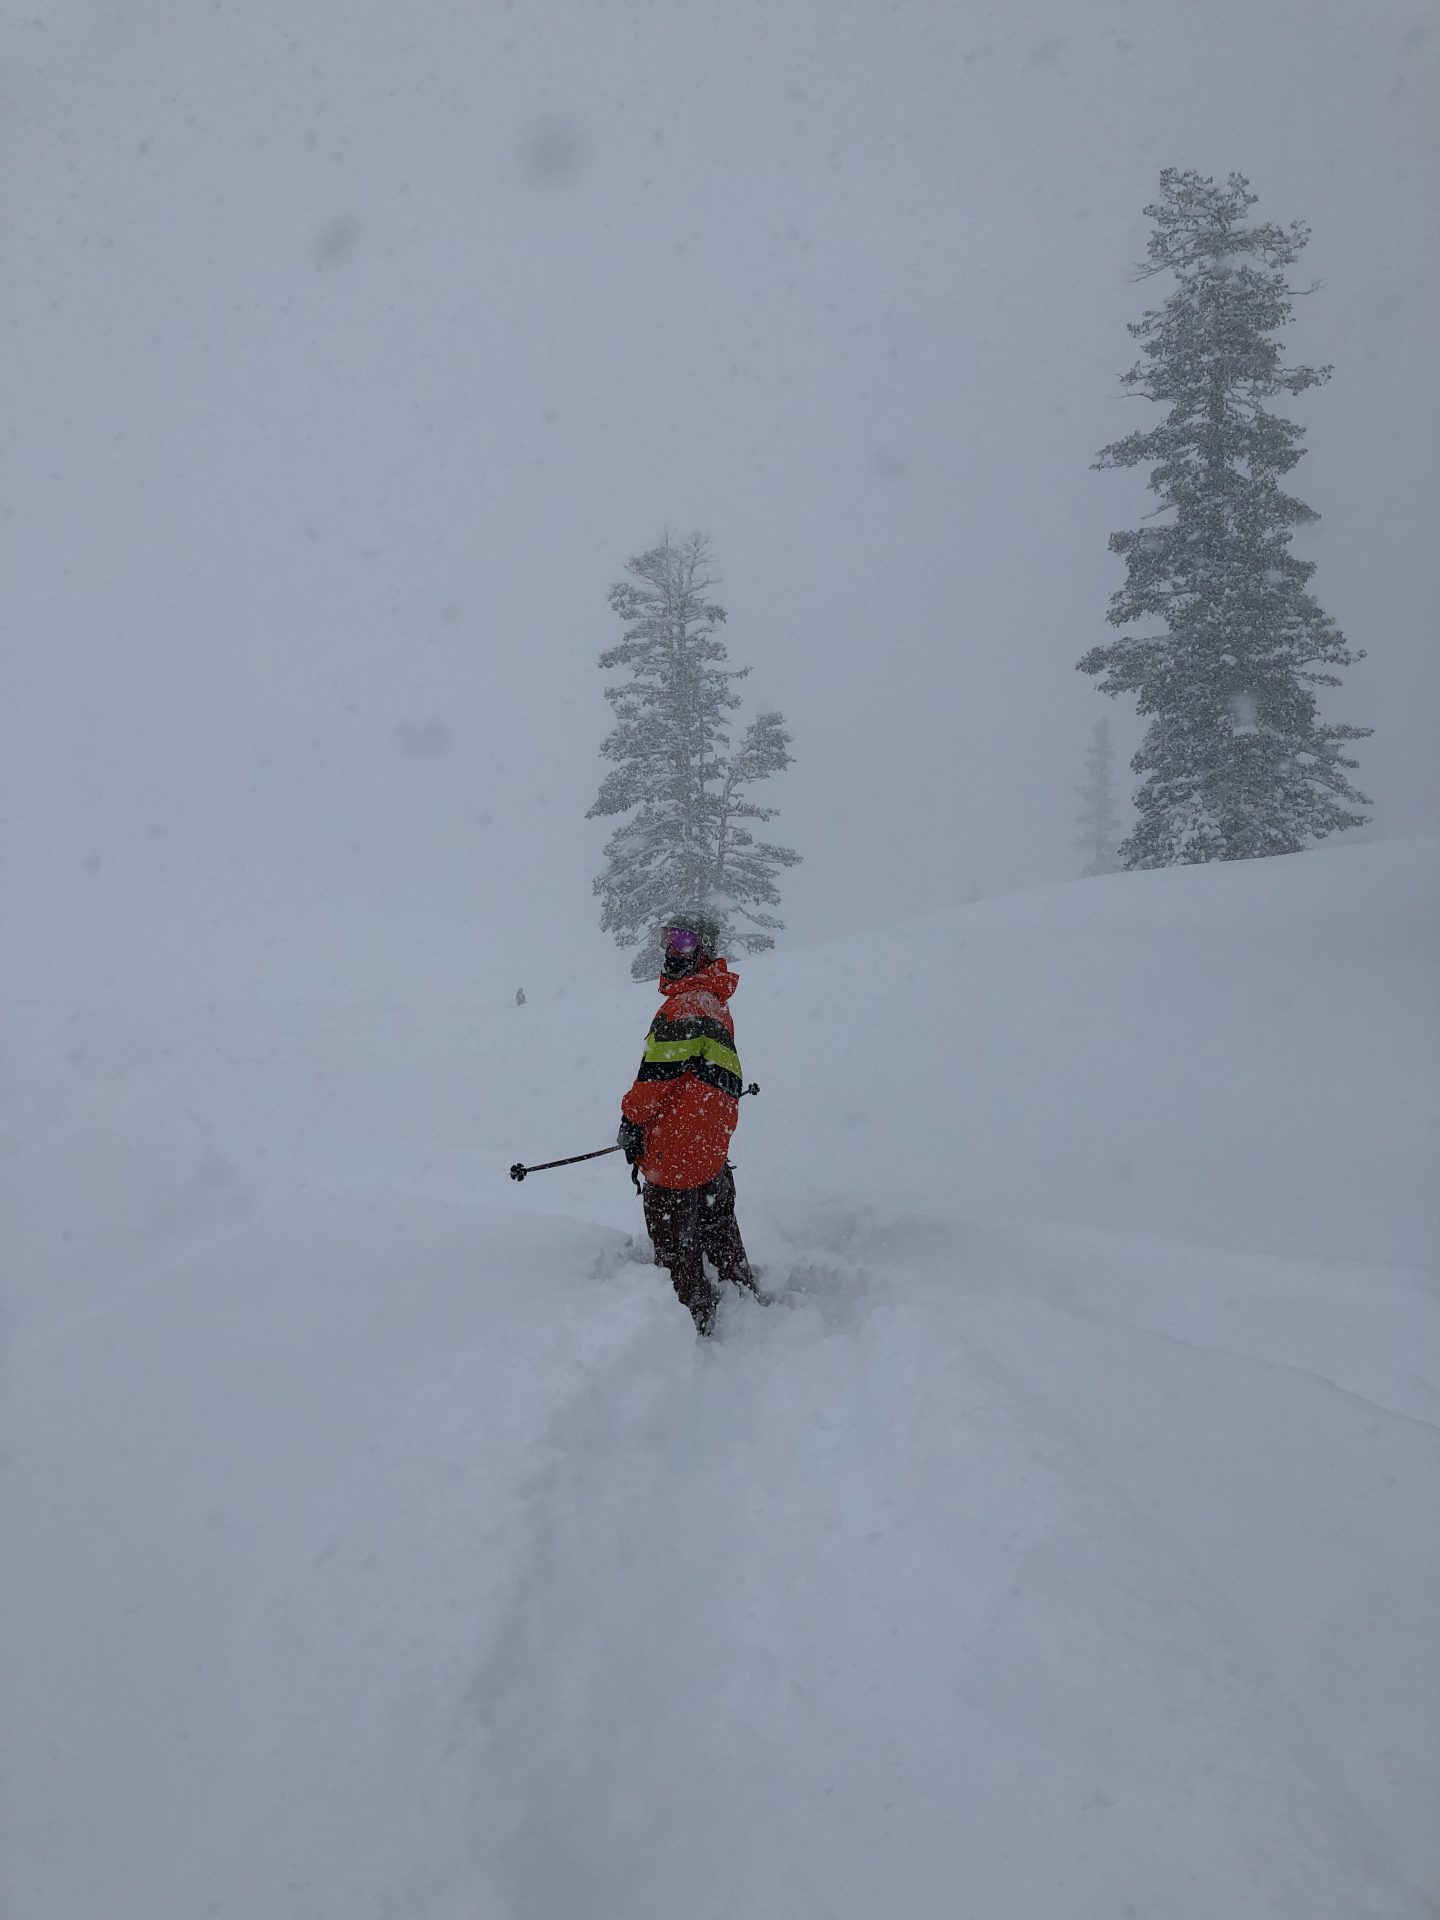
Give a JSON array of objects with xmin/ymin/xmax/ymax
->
[{"xmin": 3, "ymin": 840, "xmax": 1437, "ymax": 1919}]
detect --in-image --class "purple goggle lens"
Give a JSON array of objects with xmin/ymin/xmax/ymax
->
[{"xmin": 663, "ymin": 926, "xmax": 700, "ymax": 957}]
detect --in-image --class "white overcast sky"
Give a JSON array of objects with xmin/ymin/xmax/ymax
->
[{"xmin": 5, "ymin": 0, "xmax": 1436, "ymax": 1002}]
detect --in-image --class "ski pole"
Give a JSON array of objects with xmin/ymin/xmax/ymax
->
[
  {"xmin": 510, "ymin": 1144, "xmax": 622, "ymax": 1181},
  {"xmin": 509, "ymin": 1083, "xmax": 759, "ymax": 1182}
]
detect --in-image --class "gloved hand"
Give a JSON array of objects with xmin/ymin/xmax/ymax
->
[{"xmin": 617, "ymin": 1117, "xmax": 646, "ymax": 1166}]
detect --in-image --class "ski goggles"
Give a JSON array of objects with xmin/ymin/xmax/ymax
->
[{"xmin": 662, "ymin": 925, "xmax": 701, "ymax": 957}]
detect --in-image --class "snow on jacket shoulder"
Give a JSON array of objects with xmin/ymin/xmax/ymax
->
[{"xmin": 620, "ymin": 959, "xmax": 742, "ymax": 1191}]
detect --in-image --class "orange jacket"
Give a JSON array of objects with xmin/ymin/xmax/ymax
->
[{"xmin": 621, "ymin": 959, "xmax": 743, "ymax": 1190}]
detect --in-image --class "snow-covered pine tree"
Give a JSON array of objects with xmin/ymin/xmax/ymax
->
[
  {"xmin": 1074, "ymin": 715, "xmax": 1124, "ymax": 877},
  {"xmin": 1079, "ymin": 170, "xmax": 1370, "ymax": 867},
  {"xmin": 588, "ymin": 533, "xmax": 799, "ymax": 978}
]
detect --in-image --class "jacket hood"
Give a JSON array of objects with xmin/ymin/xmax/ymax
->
[{"xmin": 657, "ymin": 957, "xmax": 738, "ymax": 1002}]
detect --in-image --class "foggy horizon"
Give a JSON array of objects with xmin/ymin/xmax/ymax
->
[{"xmin": 5, "ymin": 0, "xmax": 1436, "ymax": 1001}]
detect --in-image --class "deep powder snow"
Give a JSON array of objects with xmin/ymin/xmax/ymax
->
[{"xmin": 2, "ymin": 841, "xmax": 1436, "ymax": 1919}]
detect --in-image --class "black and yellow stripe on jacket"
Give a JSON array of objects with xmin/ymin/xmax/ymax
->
[
  {"xmin": 620, "ymin": 959, "xmax": 745, "ymax": 1190},
  {"xmin": 636, "ymin": 1010, "xmax": 744, "ymax": 1100}
]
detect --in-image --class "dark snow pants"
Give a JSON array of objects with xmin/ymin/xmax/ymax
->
[{"xmin": 642, "ymin": 1165, "xmax": 756, "ymax": 1336}]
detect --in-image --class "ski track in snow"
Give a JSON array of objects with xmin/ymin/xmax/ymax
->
[
  {"xmin": 459, "ymin": 1223, "xmax": 1436, "ymax": 1920},
  {"xmin": 6, "ymin": 1189, "xmax": 1437, "ymax": 1920}
]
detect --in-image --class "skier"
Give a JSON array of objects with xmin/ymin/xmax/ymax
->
[{"xmin": 617, "ymin": 915, "xmax": 757, "ymax": 1336}]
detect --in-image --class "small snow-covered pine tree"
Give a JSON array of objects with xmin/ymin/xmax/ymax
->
[
  {"xmin": 588, "ymin": 534, "xmax": 799, "ymax": 978},
  {"xmin": 1074, "ymin": 716, "xmax": 1125, "ymax": 877},
  {"xmin": 1079, "ymin": 170, "xmax": 1370, "ymax": 867}
]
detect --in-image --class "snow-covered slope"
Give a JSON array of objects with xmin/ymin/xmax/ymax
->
[{"xmin": 3, "ymin": 841, "xmax": 1437, "ymax": 1919}]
